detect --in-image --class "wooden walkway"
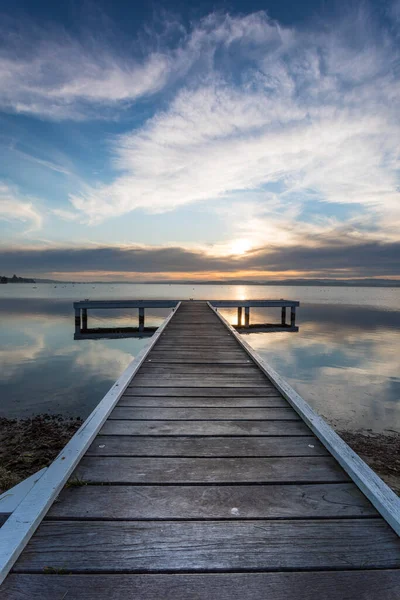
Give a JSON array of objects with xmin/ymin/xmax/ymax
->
[{"xmin": 3, "ymin": 301, "xmax": 400, "ymax": 598}]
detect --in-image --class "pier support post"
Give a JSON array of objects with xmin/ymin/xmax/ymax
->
[
  {"xmin": 82, "ymin": 309, "xmax": 88, "ymax": 331},
  {"xmin": 290, "ymin": 306, "xmax": 296, "ymax": 327},
  {"xmin": 74, "ymin": 308, "xmax": 81, "ymax": 336},
  {"xmin": 139, "ymin": 307, "xmax": 145, "ymax": 332},
  {"xmin": 281, "ymin": 307, "xmax": 286, "ymax": 326},
  {"xmin": 245, "ymin": 306, "xmax": 250, "ymax": 327},
  {"xmin": 237, "ymin": 306, "xmax": 243, "ymax": 327}
]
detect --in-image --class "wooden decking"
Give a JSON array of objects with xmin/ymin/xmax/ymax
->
[{"xmin": 3, "ymin": 301, "xmax": 400, "ymax": 598}]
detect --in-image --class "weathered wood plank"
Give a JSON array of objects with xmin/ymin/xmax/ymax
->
[
  {"xmin": 130, "ymin": 375, "xmax": 270, "ymax": 387},
  {"xmin": 147, "ymin": 357, "xmax": 252, "ymax": 364},
  {"xmin": 154, "ymin": 339, "xmax": 240, "ymax": 345},
  {"xmin": 118, "ymin": 396, "xmax": 287, "ymax": 407},
  {"xmin": 74, "ymin": 456, "xmax": 348, "ymax": 483},
  {"xmin": 124, "ymin": 387, "xmax": 277, "ymax": 397},
  {"xmin": 86, "ymin": 435, "xmax": 329, "ymax": 456},
  {"xmin": 48, "ymin": 483, "xmax": 376, "ymax": 519},
  {"xmin": 110, "ymin": 407, "xmax": 300, "ymax": 421},
  {"xmin": 148, "ymin": 350, "xmax": 251, "ymax": 356},
  {"xmin": 4, "ymin": 571, "xmax": 400, "ymax": 600},
  {"xmin": 13, "ymin": 520, "xmax": 400, "ymax": 572},
  {"xmin": 139, "ymin": 365, "xmax": 260, "ymax": 374},
  {"xmin": 100, "ymin": 420, "xmax": 310, "ymax": 436}
]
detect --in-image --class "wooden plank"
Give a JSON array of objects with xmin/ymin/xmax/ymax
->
[
  {"xmin": 118, "ymin": 396, "xmax": 287, "ymax": 407},
  {"xmin": 86, "ymin": 435, "xmax": 329, "ymax": 457},
  {"xmin": 100, "ymin": 420, "xmax": 310, "ymax": 436},
  {"xmin": 74, "ymin": 456, "xmax": 348, "ymax": 483},
  {"xmin": 124, "ymin": 387, "xmax": 277, "ymax": 397},
  {"xmin": 146, "ymin": 357, "xmax": 253, "ymax": 364},
  {"xmin": 13, "ymin": 519, "xmax": 400, "ymax": 572},
  {"xmin": 148, "ymin": 350, "xmax": 250, "ymax": 357},
  {"xmin": 110, "ymin": 407, "xmax": 300, "ymax": 421},
  {"xmin": 139, "ymin": 365, "xmax": 260, "ymax": 374},
  {"xmin": 154, "ymin": 341, "xmax": 235, "ymax": 345},
  {"xmin": 4, "ymin": 571, "xmax": 400, "ymax": 600},
  {"xmin": 209, "ymin": 304, "xmax": 400, "ymax": 536},
  {"xmin": 74, "ymin": 300, "xmax": 179, "ymax": 309},
  {"xmin": 211, "ymin": 299, "xmax": 300, "ymax": 307},
  {"xmin": 48, "ymin": 483, "xmax": 376, "ymax": 519},
  {"xmin": 152, "ymin": 344, "xmax": 242, "ymax": 350},
  {"xmin": 130, "ymin": 375, "xmax": 270, "ymax": 387}
]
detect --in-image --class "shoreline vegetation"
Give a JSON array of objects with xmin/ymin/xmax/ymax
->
[{"xmin": 0, "ymin": 415, "xmax": 399, "ymax": 495}]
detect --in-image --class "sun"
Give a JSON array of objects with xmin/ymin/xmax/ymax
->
[{"xmin": 230, "ymin": 239, "xmax": 252, "ymax": 256}]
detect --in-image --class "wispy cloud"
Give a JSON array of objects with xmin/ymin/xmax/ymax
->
[
  {"xmin": 0, "ymin": 182, "xmax": 42, "ymax": 233},
  {"xmin": 0, "ymin": 23, "xmax": 176, "ymax": 120},
  {"xmin": 66, "ymin": 7, "xmax": 400, "ymax": 246}
]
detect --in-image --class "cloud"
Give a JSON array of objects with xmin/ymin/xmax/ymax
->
[
  {"xmin": 0, "ymin": 23, "xmax": 176, "ymax": 120},
  {"xmin": 0, "ymin": 182, "xmax": 42, "ymax": 232},
  {"xmin": 65, "ymin": 6, "xmax": 400, "ymax": 243},
  {"xmin": 1, "ymin": 5, "xmax": 400, "ymax": 268},
  {"xmin": 0, "ymin": 239, "xmax": 399, "ymax": 279}
]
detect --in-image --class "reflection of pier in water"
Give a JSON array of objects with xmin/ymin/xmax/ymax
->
[{"xmin": 73, "ymin": 299, "xmax": 300, "ymax": 339}]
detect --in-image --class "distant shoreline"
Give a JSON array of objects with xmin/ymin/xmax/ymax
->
[{"xmin": 2, "ymin": 279, "xmax": 400, "ymax": 287}]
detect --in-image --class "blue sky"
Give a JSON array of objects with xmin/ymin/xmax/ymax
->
[{"xmin": 0, "ymin": 0, "xmax": 399, "ymax": 280}]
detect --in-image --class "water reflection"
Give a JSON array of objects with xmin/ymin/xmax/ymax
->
[
  {"xmin": 226, "ymin": 305, "xmax": 400, "ymax": 433},
  {"xmin": 0, "ymin": 287, "xmax": 399, "ymax": 434}
]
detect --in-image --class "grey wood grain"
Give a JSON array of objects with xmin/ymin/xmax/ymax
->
[
  {"xmin": 124, "ymin": 387, "xmax": 277, "ymax": 397},
  {"xmin": 100, "ymin": 420, "xmax": 310, "ymax": 436},
  {"xmin": 48, "ymin": 483, "xmax": 376, "ymax": 519},
  {"xmin": 74, "ymin": 456, "xmax": 348, "ymax": 483},
  {"xmin": 86, "ymin": 435, "xmax": 329, "ymax": 457},
  {"xmin": 130, "ymin": 375, "xmax": 270, "ymax": 387},
  {"xmin": 154, "ymin": 340, "xmax": 240, "ymax": 345},
  {"xmin": 109, "ymin": 407, "xmax": 300, "ymax": 421},
  {"xmin": 148, "ymin": 351, "xmax": 250, "ymax": 358},
  {"xmin": 118, "ymin": 396, "xmax": 287, "ymax": 407},
  {"xmin": 138, "ymin": 365, "xmax": 260, "ymax": 374},
  {"xmin": 4, "ymin": 571, "xmax": 400, "ymax": 600},
  {"xmin": 13, "ymin": 519, "xmax": 400, "ymax": 572},
  {"xmin": 147, "ymin": 357, "xmax": 252, "ymax": 364}
]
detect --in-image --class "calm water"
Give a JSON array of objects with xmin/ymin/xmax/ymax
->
[{"xmin": 0, "ymin": 283, "xmax": 399, "ymax": 433}]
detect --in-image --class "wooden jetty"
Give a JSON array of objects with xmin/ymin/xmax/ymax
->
[
  {"xmin": 73, "ymin": 298, "xmax": 299, "ymax": 338},
  {"xmin": 1, "ymin": 300, "xmax": 400, "ymax": 598}
]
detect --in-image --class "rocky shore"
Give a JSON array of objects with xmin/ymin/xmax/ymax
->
[
  {"xmin": 0, "ymin": 415, "xmax": 399, "ymax": 495},
  {"xmin": 339, "ymin": 429, "xmax": 400, "ymax": 495},
  {"xmin": 0, "ymin": 415, "xmax": 82, "ymax": 493}
]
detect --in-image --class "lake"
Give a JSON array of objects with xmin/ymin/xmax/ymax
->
[{"xmin": 0, "ymin": 283, "xmax": 399, "ymax": 434}]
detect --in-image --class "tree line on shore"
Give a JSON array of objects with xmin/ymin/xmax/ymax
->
[{"xmin": 0, "ymin": 274, "xmax": 36, "ymax": 283}]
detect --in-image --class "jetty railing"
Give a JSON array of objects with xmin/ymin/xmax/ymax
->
[
  {"xmin": 211, "ymin": 299, "xmax": 299, "ymax": 330},
  {"xmin": 73, "ymin": 300, "xmax": 180, "ymax": 339},
  {"xmin": 73, "ymin": 298, "xmax": 300, "ymax": 339}
]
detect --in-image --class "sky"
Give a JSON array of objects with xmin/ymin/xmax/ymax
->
[{"xmin": 0, "ymin": 0, "xmax": 399, "ymax": 281}]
